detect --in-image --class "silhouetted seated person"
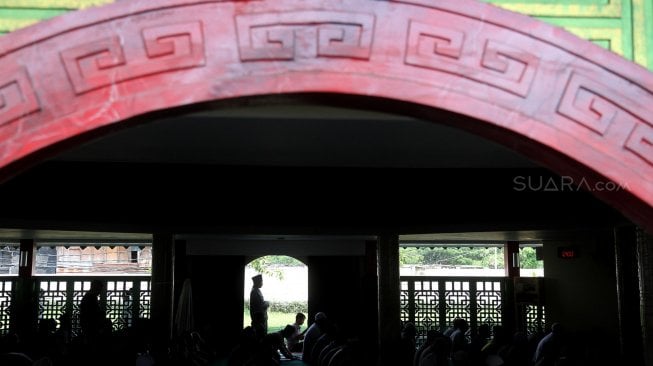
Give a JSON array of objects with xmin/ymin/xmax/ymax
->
[
  {"xmin": 443, "ymin": 318, "xmax": 460, "ymax": 337},
  {"xmin": 32, "ymin": 318, "xmax": 57, "ymax": 361},
  {"xmin": 499, "ymin": 331, "xmax": 530, "ymax": 366},
  {"xmin": 481, "ymin": 325, "xmax": 508, "ymax": 358},
  {"xmin": 399, "ymin": 322, "xmax": 417, "ymax": 366},
  {"xmin": 244, "ymin": 331, "xmax": 291, "ymax": 366},
  {"xmin": 302, "ymin": 312, "xmax": 328, "ymax": 363},
  {"xmin": 54, "ymin": 313, "xmax": 73, "ymax": 361},
  {"xmin": 449, "ymin": 318, "xmax": 469, "ymax": 353},
  {"xmin": 534, "ymin": 323, "xmax": 565, "ymax": 366},
  {"xmin": 450, "ymin": 318, "xmax": 469, "ymax": 365},
  {"xmin": 318, "ymin": 342, "xmax": 341, "ymax": 366},
  {"xmin": 414, "ymin": 330, "xmax": 442, "ymax": 366},
  {"xmin": 125, "ymin": 318, "xmax": 154, "ymax": 362},
  {"xmin": 174, "ymin": 330, "xmax": 212, "ymax": 365},
  {"xmin": 329, "ymin": 338, "xmax": 364, "ymax": 366},
  {"xmin": 286, "ymin": 312, "xmax": 306, "ymax": 352},
  {"xmin": 316, "ymin": 325, "xmax": 348, "ymax": 366},
  {"xmin": 469, "ymin": 324, "xmax": 490, "ymax": 366},
  {"xmin": 308, "ymin": 322, "xmax": 336, "ymax": 365},
  {"xmin": 0, "ymin": 352, "xmax": 33, "ymax": 366},
  {"xmin": 229, "ymin": 323, "xmax": 295, "ymax": 366},
  {"xmin": 0, "ymin": 334, "xmax": 34, "ymax": 366},
  {"xmin": 229, "ymin": 326, "xmax": 259, "ymax": 366},
  {"xmin": 418, "ymin": 334, "xmax": 451, "ymax": 366},
  {"xmin": 302, "ymin": 312, "xmax": 329, "ymax": 363},
  {"xmin": 277, "ymin": 325, "xmax": 299, "ymax": 360},
  {"xmin": 121, "ymin": 322, "xmax": 155, "ymax": 366},
  {"xmin": 135, "ymin": 352, "xmax": 155, "ymax": 366}
]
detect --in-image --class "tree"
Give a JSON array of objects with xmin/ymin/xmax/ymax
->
[
  {"xmin": 399, "ymin": 246, "xmax": 507, "ymax": 268},
  {"xmin": 247, "ymin": 255, "xmax": 305, "ymax": 280},
  {"xmin": 519, "ymin": 247, "xmax": 542, "ymax": 269},
  {"xmin": 399, "ymin": 247, "xmax": 424, "ymax": 265}
]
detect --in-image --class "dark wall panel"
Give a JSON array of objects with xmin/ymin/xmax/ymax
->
[
  {"xmin": 0, "ymin": 163, "xmax": 627, "ymax": 234},
  {"xmin": 307, "ymin": 256, "xmax": 365, "ymax": 338},
  {"xmin": 186, "ymin": 255, "xmax": 245, "ymax": 356}
]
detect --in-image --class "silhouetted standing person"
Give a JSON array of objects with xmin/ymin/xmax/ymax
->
[
  {"xmin": 80, "ymin": 279, "xmax": 106, "ymax": 345},
  {"xmin": 249, "ymin": 274, "xmax": 269, "ymax": 334}
]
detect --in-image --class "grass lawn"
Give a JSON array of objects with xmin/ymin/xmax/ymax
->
[{"xmin": 243, "ymin": 311, "xmax": 305, "ymax": 333}]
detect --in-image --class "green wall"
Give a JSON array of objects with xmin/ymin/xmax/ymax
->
[
  {"xmin": 0, "ymin": 0, "xmax": 111, "ymax": 34},
  {"xmin": 1, "ymin": 0, "xmax": 653, "ymax": 70},
  {"xmin": 483, "ymin": 0, "xmax": 653, "ymax": 70}
]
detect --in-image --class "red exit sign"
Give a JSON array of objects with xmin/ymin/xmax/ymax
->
[{"xmin": 557, "ymin": 246, "xmax": 578, "ymax": 259}]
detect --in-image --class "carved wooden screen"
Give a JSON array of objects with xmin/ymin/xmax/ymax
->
[
  {"xmin": 402, "ymin": 276, "xmax": 546, "ymax": 344},
  {"xmin": 0, "ymin": 279, "xmax": 14, "ymax": 335},
  {"xmin": 36, "ymin": 277, "xmax": 151, "ymax": 335}
]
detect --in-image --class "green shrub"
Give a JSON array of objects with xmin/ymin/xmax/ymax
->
[{"xmin": 244, "ymin": 300, "xmax": 307, "ymax": 314}]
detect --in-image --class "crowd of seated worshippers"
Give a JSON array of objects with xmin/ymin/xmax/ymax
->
[
  {"xmin": 2, "ymin": 307, "xmax": 587, "ymax": 366},
  {"xmin": 399, "ymin": 319, "xmax": 597, "ymax": 366},
  {"xmin": 228, "ymin": 311, "xmax": 364, "ymax": 366}
]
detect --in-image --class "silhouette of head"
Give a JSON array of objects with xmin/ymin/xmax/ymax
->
[
  {"xmin": 251, "ymin": 274, "xmax": 263, "ymax": 288},
  {"xmin": 89, "ymin": 279, "xmax": 103, "ymax": 294},
  {"xmin": 401, "ymin": 322, "xmax": 417, "ymax": 339}
]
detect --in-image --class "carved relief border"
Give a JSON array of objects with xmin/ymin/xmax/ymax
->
[
  {"xmin": 0, "ymin": 67, "xmax": 40, "ymax": 127},
  {"xmin": 404, "ymin": 20, "xmax": 539, "ymax": 98},
  {"xmin": 60, "ymin": 21, "xmax": 205, "ymax": 94},
  {"xmin": 0, "ymin": 0, "xmax": 650, "ymax": 229},
  {"xmin": 393, "ymin": 0, "xmax": 653, "ymax": 174},
  {"xmin": 557, "ymin": 71, "xmax": 653, "ymax": 165},
  {"xmin": 236, "ymin": 11, "xmax": 375, "ymax": 61}
]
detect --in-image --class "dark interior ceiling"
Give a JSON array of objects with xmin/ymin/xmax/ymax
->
[
  {"xmin": 0, "ymin": 102, "xmax": 627, "ymax": 240},
  {"xmin": 52, "ymin": 104, "xmax": 537, "ymax": 169}
]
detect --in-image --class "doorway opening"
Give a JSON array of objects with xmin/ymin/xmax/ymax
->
[{"xmin": 243, "ymin": 255, "xmax": 308, "ymax": 332}]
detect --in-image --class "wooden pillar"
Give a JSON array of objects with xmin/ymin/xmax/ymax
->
[
  {"xmin": 172, "ymin": 239, "xmax": 187, "ymax": 337},
  {"xmin": 13, "ymin": 239, "xmax": 35, "ymax": 338},
  {"xmin": 173, "ymin": 239, "xmax": 187, "ymax": 310},
  {"xmin": 636, "ymin": 228, "xmax": 653, "ymax": 366},
  {"xmin": 188, "ymin": 254, "xmax": 245, "ymax": 355},
  {"xmin": 614, "ymin": 225, "xmax": 645, "ymax": 366},
  {"xmin": 504, "ymin": 241, "xmax": 519, "ymax": 334},
  {"xmin": 363, "ymin": 240, "xmax": 379, "ymax": 364},
  {"xmin": 151, "ymin": 233, "xmax": 175, "ymax": 354},
  {"xmin": 377, "ymin": 234, "xmax": 400, "ymax": 366}
]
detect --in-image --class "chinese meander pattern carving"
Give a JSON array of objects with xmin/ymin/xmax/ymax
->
[{"xmin": 0, "ymin": 0, "xmax": 651, "ymax": 229}]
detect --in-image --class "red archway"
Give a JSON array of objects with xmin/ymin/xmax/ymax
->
[{"xmin": 0, "ymin": 0, "xmax": 652, "ymax": 230}]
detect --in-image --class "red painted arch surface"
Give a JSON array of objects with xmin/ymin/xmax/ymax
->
[{"xmin": 0, "ymin": 0, "xmax": 652, "ymax": 230}]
